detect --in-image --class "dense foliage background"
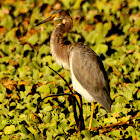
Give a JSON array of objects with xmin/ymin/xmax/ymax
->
[{"xmin": 0, "ymin": 0, "xmax": 140, "ymax": 139}]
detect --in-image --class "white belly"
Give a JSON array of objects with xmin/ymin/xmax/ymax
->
[{"xmin": 70, "ymin": 60, "xmax": 95, "ymax": 102}]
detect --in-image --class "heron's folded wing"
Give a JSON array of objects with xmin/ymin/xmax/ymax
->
[{"xmin": 69, "ymin": 44, "xmax": 111, "ymax": 111}]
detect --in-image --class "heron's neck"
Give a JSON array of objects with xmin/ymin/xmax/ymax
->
[{"xmin": 50, "ymin": 18, "xmax": 72, "ymax": 69}]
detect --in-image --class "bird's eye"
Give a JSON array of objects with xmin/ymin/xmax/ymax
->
[{"xmin": 62, "ymin": 19, "xmax": 66, "ymax": 24}]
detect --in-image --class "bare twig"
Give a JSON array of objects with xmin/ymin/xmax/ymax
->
[{"xmin": 89, "ymin": 113, "xmax": 140, "ymax": 133}]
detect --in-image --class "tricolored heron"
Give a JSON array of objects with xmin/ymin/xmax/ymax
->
[{"xmin": 36, "ymin": 9, "xmax": 111, "ymax": 129}]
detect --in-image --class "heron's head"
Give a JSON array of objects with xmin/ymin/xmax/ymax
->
[{"xmin": 35, "ymin": 9, "xmax": 72, "ymax": 26}]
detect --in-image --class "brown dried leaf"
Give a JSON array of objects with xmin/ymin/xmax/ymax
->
[
  {"xmin": 9, "ymin": 59, "xmax": 18, "ymax": 67},
  {"xmin": 0, "ymin": 26, "xmax": 7, "ymax": 36},
  {"xmin": 84, "ymin": 24, "xmax": 94, "ymax": 32},
  {"xmin": 1, "ymin": 77, "xmax": 17, "ymax": 91},
  {"xmin": 23, "ymin": 18, "xmax": 30, "ymax": 29},
  {"xmin": 2, "ymin": 9, "xmax": 10, "ymax": 15},
  {"xmin": 18, "ymin": 80, "xmax": 29, "ymax": 86},
  {"xmin": 4, "ymin": 0, "xmax": 15, "ymax": 4}
]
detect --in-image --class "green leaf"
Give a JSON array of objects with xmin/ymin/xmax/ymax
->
[
  {"xmin": 5, "ymin": 28, "xmax": 18, "ymax": 42},
  {"xmin": 42, "ymin": 103, "xmax": 52, "ymax": 112},
  {"xmin": 135, "ymin": 17, "xmax": 140, "ymax": 26},
  {"xmin": 38, "ymin": 31, "xmax": 49, "ymax": 44},
  {"xmin": 44, "ymin": 0, "xmax": 56, "ymax": 5},
  {"xmin": 85, "ymin": 31, "xmax": 96, "ymax": 44},
  {"xmin": 123, "ymin": 24, "xmax": 131, "ymax": 33},
  {"xmin": 126, "ymin": 126, "xmax": 137, "ymax": 138},
  {"xmin": 95, "ymin": 44, "xmax": 108, "ymax": 55},
  {"xmin": 0, "ymin": 89, "xmax": 6, "ymax": 102},
  {"xmin": 19, "ymin": 125, "xmax": 28, "ymax": 135},
  {"xmin": 0, "ymin": 42, "xmax": 14, "ymax": 55},
  {"xmin": 46, "ymin": 131, "xmax": 53, "ymax": 140},
  {"xmin": 110, "ymin": 130, "xmax": 121, "ymax": 138},
  {"xmin": 112, "ymin": 102, "xmax": 123, "ymax": 113},
  {"xmin": 37, "ymin": 85, "xmax": 50, "ymax": 93},
  {"xmin": 27, "ymin": 133, "xmax": 35, "ymax": 140},
  {"xmin": 49, "ymin": 83, "xmax": 58, "ymax": 94},
  {"xmin": 28, "ymin": 126, "xmax": 37, "ymax": 134},
  {"xmin": 62, "ymin": 0, "xmax": 74, "ymax": 9},
  {"xmin": 43, "ymin": 112, "xmax": 51, "ymax": 123},
  {"xmin": 0, "ymin": 119, "xmax": 6, "ymax": 130},
  {"xmin": 10, "ymin": 102, "xmax": 16, "ymax": 107},
  {"xmin": 1, "ymin": 15, "xmax": 13, "ymax": 30},
  {"xmin": 73, "ymin": 0, "xmax": 83, "ymax": 9},
  {"xmin": 104, "ymin": 22, "xmax": 112, "ymax": 36},
  {"xmin": 4, "ymin": 125, "xmax": 16, "ymax": 134},
  {"xmin": 133, "ymin": 100, "xmax": 140, "ymax": 110},
  {"xmin": 115, "ymin": 96, "xmax": 126, "ymax": 104},
  {"xmin": 91, "ymin": 118, "xmax": 99, "ymax": 127},
  {"xmin": 27, "ymin": 34, "xmax": 38, "ymax": 45},
  {"xmin": 38, "ymin": 45, "xmax": 50, "ymax": 57},
  {"xmin": 51, "ymin": 62, "xmax": 62, "ymax": 71},
  {"xmin": 58, "ymin": 96, "xmax": 66, "ymax": 103},
  {"xmin": 33, "ymin": 69, "xmax": 39, "ymax": 81},
  {"xmin": 104, "ymin": 117, "xmax": 117, "ymax": 124},
  {"xmin": 24, "ymin": 44, "xmax": 32, "ymax": 51},
  {"xmin": 112, "ymin": 36, "xmax": 124, "ymax": 47},
  {"xmin": 81, "ymin": 130, "xmax": 91, "ymax": 139}
]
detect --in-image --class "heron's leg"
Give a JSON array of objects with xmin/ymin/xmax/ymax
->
[
  {"xmin": 78, "ymin": 93, "xmax": 85, "ymax": 130},
  {"xmin": 74, "ymin": 92, "xmax": 85, "ymax": 130},
  {"xmin": 89, "ymin": 102, "xmax": 94, "ymax": 130}
]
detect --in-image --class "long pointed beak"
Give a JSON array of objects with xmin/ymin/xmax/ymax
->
[{"xmin": 35, "ymin": 15, "xmax": 55, "ymax": 26}]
